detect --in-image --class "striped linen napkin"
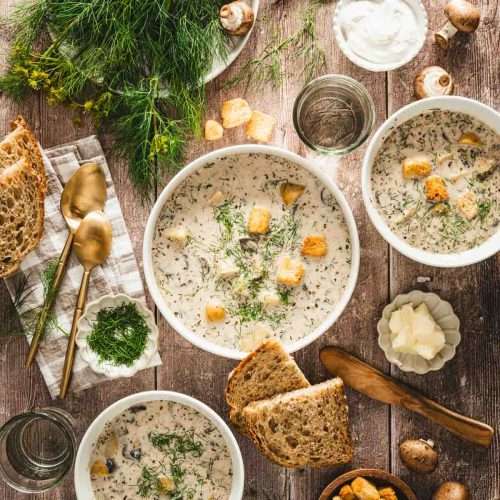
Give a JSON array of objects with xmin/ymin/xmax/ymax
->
[{"xmin": 3, "ymin": 135, "xmax": 161, "ymax": 398}]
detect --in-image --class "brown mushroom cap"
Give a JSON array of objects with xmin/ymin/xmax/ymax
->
[
  {"xmin": 432, "ymin": 481, "xmax": 470, "ymax": 500},
  {"xmin": 414, "ymin": 66, "xmax": 454, "ymax": 99},
  {"xmin": 444, "ymin": 0, "xmax": 481, "ymax": 32}
]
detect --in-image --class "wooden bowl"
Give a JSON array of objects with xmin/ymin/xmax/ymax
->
[{"xmin": 319, "ymin": 468, "xmax": 417, "ymax": 500}]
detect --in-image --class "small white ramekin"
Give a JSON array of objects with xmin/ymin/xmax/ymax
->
[
  {"xmin": 362, "ymin": 96, "xmax": 500, "ymax": 268},
  {"xmin": 377, "ymin": 290, "xmax": 461, "ymax": 374},
  {"xmin": 333, "ymin": 0, "xmax": 428, "ymax": 72},
  {"xmin": 74, "ymin": 391, "xmax": 244, "ymax": 499}
]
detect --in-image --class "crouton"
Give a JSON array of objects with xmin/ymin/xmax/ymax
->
[
  {"xmin": 245, "ymin": 110, "xmax": 276, "ymax": 143},
  {"xmin": 258, "ymin": 290, "xmax": 281, "ymax": 308},
  {"xmin": 221, "ymin": 98, "xmax": 252, "ymax": 128},
  {"xmin": 351, "ymin": 477, "xmax": 380, "ymax": 500},
  {"xmin": 166, "ymin": 226, "xmax": 189, "ymax": 245},
  {"xmin": 248, "ymin": 207, "xmax": 271, "ymax": 234},
  {"xmin": 402, "ymin": 154, "xmax": 432, "ymax": 179},
  {"xmin": 158, "ymin": 476, "xmax": 176, "ymax": 493},
  {"xmin": 338, "ymin": 484, "xmax": 356, "ymax": 500},
  {"xmin": 456, "ymin": 191, "xmax": 478, "ymax": 220},
  {"xmin": 239, "ymin": 323, "xmax": 273, "ymax": 352},
  {"xmin": 378, "ymin": 487, "xmax": 398, "ymax": 500},
  {"xmin": 458, "ymin": 131, "xmax": 481, "ymax": 146},
  {"xmin": 204, "ymin": 120, "xmax": 223, "ymax": 141},
  {"xmin": 424, "ymin": 175, "xmax": 449, "ymax": 202},
  {"xmin": 208, "ymin": 190, "xmax": 225, "ymax": 206},
  {"xmin": 301, "ymin": 234, "xmax": 328, "ymax": 257},
  {"xmin": 205, "ymin": 303, "xmax": 225, "ymax": 322},
  {"xmin": 280, "ymin": 182, "xmax": 305, "ymax": 206},
  {"xmin": 276, "ymin": 255, "xmax": 304, "ymax": 287},
  {"xmin": 90, "ymin": 460, "xmax": 109, "ymax": 477},
  {"xmin": 217, "ymin": 259, "xmax": 239, "ymax": 280}
]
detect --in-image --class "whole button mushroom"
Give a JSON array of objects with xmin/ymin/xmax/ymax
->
[
  {"xmin": 220, "ymin": 1, "xmax": 255, "ymax": 36},
  {"xmin": 432, "ymin": 481, "xmax": 470, "ymax": 500},
  {"xmin": 435, "ymin": 0, "xmax": 481, "ymax": 49},
  {"xmin": 414, "ymin": 66, "xmax": 454, "ymax": 99},
  {"xmin": 399, "ymin": 438, "xmax": 439, "ymax": 473}
]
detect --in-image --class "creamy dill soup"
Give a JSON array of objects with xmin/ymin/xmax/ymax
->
[
  {"xmin": 371, "ymin": 110, "xmax": 499, "ymax": 253},
  {"xmin": 152, "ymin": 153, "xmax": 352, "ymax": 352},
  {"xmin": 90, "ymin": 401, "xmax": 232, "ymax": 499}
]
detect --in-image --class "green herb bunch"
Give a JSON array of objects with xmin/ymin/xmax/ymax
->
[{"xmin": 0, "ymin": 0, "xmax": 229, "ymax": 194}]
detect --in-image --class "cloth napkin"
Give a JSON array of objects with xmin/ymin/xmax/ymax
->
[{"xmin": 3, "ymin": 135, "xmax": 161, "ymax": 398}]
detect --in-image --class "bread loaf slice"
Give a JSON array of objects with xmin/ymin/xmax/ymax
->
[
  {"xmin": 0, "ymin": 158, "xmax": 45, "ymax": 277},
  {"xmin": 225, "ymin": 339, "xmax": 310, "ymax": 433},
  {"xmin": 242, "ymin": 378, "xmax": 353, "ymax": 468},
  {"xmin": 0, "ymin": 116, "xmax": 46, "ymax": 194}
]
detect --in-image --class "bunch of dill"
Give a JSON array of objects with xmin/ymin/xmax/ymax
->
[{"xmin": 0, "ymin": 0, "xmax": 229, "ymax": 195}]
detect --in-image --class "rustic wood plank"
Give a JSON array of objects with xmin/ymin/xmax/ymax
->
[{"xmin": 387, "ymin": 1, "xmax": 500, "ymax": 498}]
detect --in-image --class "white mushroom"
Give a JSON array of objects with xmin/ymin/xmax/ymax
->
[
  {"xmin": 414, "ymin": 66, "xmax": 454, "ymax": 99},
  {"xmin": 220, "ymin": 1, "xmax": 254, "ymax": 36},
  {"xmin": 435, "ymin": 0, "xmax": 481, "ymax": 49}
]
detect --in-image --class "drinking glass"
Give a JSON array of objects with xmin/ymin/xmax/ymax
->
[{"xmin": 0, "ymin": 407, "xmax": 76, "ymax": 493}]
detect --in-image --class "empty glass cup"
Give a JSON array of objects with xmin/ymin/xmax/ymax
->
[{"xmin": 0, "ymin": 407, "xmax": 76, "ymax": 493}]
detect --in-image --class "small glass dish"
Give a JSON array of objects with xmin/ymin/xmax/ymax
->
[
  {"xmin": 377, "ymin": 290, "xmax": 461, "ymax": 375},
  {"xmin": 293, "ymin": 74, "xmax": 375, "ymax": 155}
]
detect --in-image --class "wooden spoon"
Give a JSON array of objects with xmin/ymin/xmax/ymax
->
[{"xmin": 59, "ymin": 211, "xmax": 112, "ymax": 399}]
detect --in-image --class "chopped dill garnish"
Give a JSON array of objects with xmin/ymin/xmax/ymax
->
[
  {"xmin": 87, "ymin": 302, "xmax": 150, "ymax": 366},
  {"xmin": 478, "ymin": 200, "xmax": 491, "ymax": 222},
  {"xmin": 277, "ymin": 287, "xmax": 292, "ymax": 305},
  {"xmin": 214, "ymin": 201, "xmax": 245, "ymax": 240}
]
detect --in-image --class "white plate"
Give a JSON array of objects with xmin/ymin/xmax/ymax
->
[
  {"xmin": 143, "ymin": 145, "xmax": 360, "ymax": 360},
  {"xmin": 74, "ymin": 391, "xmax": 244, "ymax": 500},
  {"xmin": 362, "ymin": 96, "xmax": 500, "ymax": 268}
]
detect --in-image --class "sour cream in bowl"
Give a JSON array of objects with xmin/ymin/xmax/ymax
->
[
  {"xmin": 333, "ymin": 0, "xmax": 428, "ymax": 72},
  {"xmin": 143, "ymin": 145, "xmax": 360, "ymax": 359}
]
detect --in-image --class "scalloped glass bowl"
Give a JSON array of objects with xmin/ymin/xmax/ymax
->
[{"xmin": 377, "ymin": 290, "xmax": 461, "ymax": 374}]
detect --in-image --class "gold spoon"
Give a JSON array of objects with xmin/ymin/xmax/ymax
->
[
  {"xmin": 26, "ymin": 164, "xmax": 107, "ymax": 367},
  {"xmin": 59, "ymin": 210, "xmax": 112, "ymax": 399}
]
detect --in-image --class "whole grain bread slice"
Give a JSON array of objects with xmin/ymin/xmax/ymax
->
[
  {"xmin": 225, "ymin": 339, "xmax": 310, "ymax": 433},
  {"xmin": 0, "ymin": 158, "xmax": 45, "ymax": 277},
  {"xmin": 242, "ymin": 378, "xmax": 353, "ymax": 468}
]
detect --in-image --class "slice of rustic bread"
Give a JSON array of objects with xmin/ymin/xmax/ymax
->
[
  {"xmin": 0, "ymin": 116, "xmax": 46, "ymax": 194},
  {"xmin": 0, "ymin": 158, "xmax": 45, "ymax": 277},
  {"xmin": 242, "ymin": 378, "xmax": 353, "ymax": 468},
  {"xmin": 225, "ymin": 339, "xmax": 310, "ymax": 433}
]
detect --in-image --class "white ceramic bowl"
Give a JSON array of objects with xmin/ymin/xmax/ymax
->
[
  {"xmin": 377, "ymin": 290, "xmax": 461, "ymax": 374},
  {"xmin": 74, "ymin": 390, "xmax": 244, "ymax": 499},
  {"xmin": 333, "ymin": 0, "xmax": 428, "ymax": 72},
  {"xmin": 362, "ymin": 96, "xmax": 500, "ymax": 268},
  {"xmin": 143, "ymin": 145, "xmax": 360, "ymax": 360}
]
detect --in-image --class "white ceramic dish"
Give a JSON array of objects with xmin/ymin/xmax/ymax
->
[
  {"xmin": 74, "ymin": 390, "xmax": 244, "ymax": 500},
  {"xmin": 76, "ymin": 294, "xmax": 159, "ymax": 379},
  {"xmin": 377, "ymin": 290, "xmax": 461, "ymax": 374},
  {"xmin": 333, "ymin": 0, "xmax": 428, "ymax": 72},
  {"xmin": 143, "ymin": 145, "xmax": 360, "ymax": 360},
  {"xmin": 362, "ymin": 96, "xmax": 500, "ymax": 268}
]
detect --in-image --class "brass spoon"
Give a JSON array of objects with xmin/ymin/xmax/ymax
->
[
  {"xmin": 26, "ymin": 164, "xmax": 107, "ymax": 367},
  {"xmin": 59, "ymin": 211, "xmax": 112, "ymax": 399}
]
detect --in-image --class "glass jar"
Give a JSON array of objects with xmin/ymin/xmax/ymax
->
[{"xmin": 293, "ymin": 74, "xmax": 375, "ymax": 155}]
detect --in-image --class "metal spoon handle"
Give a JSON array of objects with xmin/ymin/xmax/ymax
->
[
  {"xmin": 25, "ymin": 232, "xmax": 75, "ymax": 368},
  {"xmin": 59, "ymin": 268, "xmax": 91, "ymax": 399}
]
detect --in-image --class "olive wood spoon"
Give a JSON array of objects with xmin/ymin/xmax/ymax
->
[
  {"xmin": 59, "ymin": 211, "xmax": 112, "ymax": 399},
  {"xmin": 320, "ymin": 346, "xmax": 494, "ymax": 447},
  {"xmin": 26, "ymin": 163, "xmax": 107, "ymax": 367}
]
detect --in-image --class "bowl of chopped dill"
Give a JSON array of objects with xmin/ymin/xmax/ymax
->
[
  {"xmin": 76, "ymin": 294, "xmax": 159, "ymax": 379},
  {"xmin": 75, "ymin": 390, "xmax": 244, "ymax": 499}
]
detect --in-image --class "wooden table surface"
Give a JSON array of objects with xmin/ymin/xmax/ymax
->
[{"xmin": 1, "ymin": 1, "xmax": 499, "ymax": 498}]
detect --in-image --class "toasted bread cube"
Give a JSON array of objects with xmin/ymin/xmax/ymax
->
[
  {"xmin": 424, "ymin": 175, "xmax": 449, "ymax": 203},
  {"xmin": 339, "ymin": 484, "xmax": 356, "ymax": 500},
  {"xmin": 221, "ymin": 98, "xmax": 252, "ymax": 129},
  {"xmin": 239, "ymin": 323, "xmax": 273, "ymax": 352},
  {"xmin": 205, "ymin": 303, "xmax": 225, "ymax": 322},
  {"xmin": 458, "ymin": 131, "xmax": 481, "ymax": 146},
  {"xmin": 248, "ymin": 207, "xmax": 271, "ymax": 234},
  {"xmin": 280, "ymin": 182, "xmax": 305, "ymax": 206},
  {"xmin": 378, "ymin": 487, "xmax": 397, "ymax": 500},
  {"xmin": 90, "ymin": 460, "xmax": 109, "ymax": 477},
  {"xmin": 208, "ymin": 190, "xmax": 225, "ymax": 206},
  {"xmin": 258, "ymin": 290, "xmax": 281, "ymax": 308},
  {"xmin": 245, "ymin": 110, "xmax": 276, "ymax": 143},
  {"xmin": 276, "ymin": 255, "xmax": 304, "ymax": 287},
  {"xmin": 166, "ymin": 226, "xmax": 189, "ymax": 245},
  {"xmin": 351, "ymin": 477, "xmax": 380, "ymax": 500},
  {"xmin": 204, "ymin": 119, "xmax": 223, "ymax": 141},
  {"xmin": 301, "ymin": 234, "xmax": 328, "ymax": 257},
  {"xmin": 456, "ymin": 191, "xmax": 478, "ymax": 220},
  {"xmin": 402, "ymin": 154, "xmax": 432, "ymax": 179},
  {"xmin": 158, "ymin": 476, "xmax": 176, "ymax": 493},
  {"xmin": 217, "ymin": 259, "xmax": 239, "ymax": 280}
]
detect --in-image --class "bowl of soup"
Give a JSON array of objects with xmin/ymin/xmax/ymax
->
[
  {"xmin": 75, "ymin": 391, "xmax": 244, "ymax": 499},
  {"xmin": 362, "ymin": 96, "xmax": 500, "ymax": 267},
  {"xmin": 143, "ymin": 145, "xmax": 360, "ymax": 359}
]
